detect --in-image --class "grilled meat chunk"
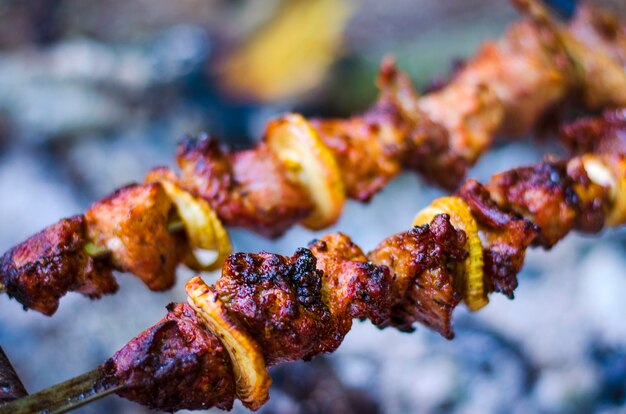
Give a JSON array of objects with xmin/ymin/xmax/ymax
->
[
  {"xmin": 310, "ymin": 60, "xmax": 415, "ymax": 201},
  {"xmin": 85, "ymin": 183, "xmax": 190, "ymax": 291},
  {"xmin": 177, "ymin": 136, "xmax": 313, "ymax": 238},
  {"xmin": 214, "ymin": 249, "xmax": 339, "ymax": 365},
  {"xmin": 487, "ymin": 161, "xmax": 578, "ymax": 248},
  {"xmin": 459, "ymin": 180, "xmax": 537, "ymax": 297},
  {"xmin": 308, "ymin": 233, "xmax": 392, "ymax": 331},
  {"xmin": 368, "ymin": 214, "xmax": 467, "ymax": 338},
  {"xmin": 104, "ymin": 303, "xmax": 235, "ymax": 411},
  {"xmin": 0, "ymin": 215, "xmax": 117, "ymax": 315},
  {"xmin": 3, "ymin": 4, "xmax": 626, "ymax": 319},
  {"xmin": 102, "ymin": 148, "xmax": 625, "ymax": 412},
  {"xmin": 560, "ymin": 108, "xmax": 626, "ymax": 155}
]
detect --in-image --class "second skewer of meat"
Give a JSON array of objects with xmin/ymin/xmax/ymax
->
[{"xmin": 101, "ymin": 143, "xmax": 626, "ymax": 412}]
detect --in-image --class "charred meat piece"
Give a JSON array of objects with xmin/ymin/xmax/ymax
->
[
  {"xmin": 85, "ymin": 183, "xmax": 190, "ymax": 291},
  {"xmin": 308, "ymin": 233, "xmax": 392, "ymax": 331},
  {"xmin": 448, "ymin": 20, "xmax": 573, "ymax": 137},
  {"xmin": 311, "ymin": 113, "xmax": 405, "ymax": 203},
  {"xmin": 0, "ymin": 215, "xmax": 117, "ymax": 315},
  {"xmin": 487, "ymin": 161, "xmax": 578, "ymax": 248},
  {"xmin": 214, "ymin": 249, "xmax": 340, "ymax": 365},
  {"xmin": 310, "ymin": 60, "xmax": 414, "ymax": 201},
  {"xmin": 3, "ymin": 5, "xmax": 626, "ymax": 320},
  {"xmin": 368, "ymin": 214, "xmax": 467, "ymax": 338},
  {"xmin": 100, "ymin": 147, "xmax": 624, "ymax": 412},
  {"xmin": 418, "ymin": 81, "xmax": 503, "ymax": 166},
  {"xmin": 459, "ymin": 180, "xmax": 538, "ymax": 297},
  {"xmin": 103, "ymin": 303, "xmax": 235, "ymax": 411},
  {"xmin": 565, "ymin": 157, "xmax": 610, "ymax": 233},
  {"xmin": 404, "ymin": 116, "xmax": 468, "ymax": 191},
  {"xmin": 560, "ymin": 108, "xmax": 626, "ymax": 155},
  {"xmin": 177, "ymin": 136, "xmax": 313, "ymax": 238}
]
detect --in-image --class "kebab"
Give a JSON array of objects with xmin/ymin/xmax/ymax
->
[
  {"xmin": 1, "ymin": 0, "xmax": 625, "ymax": 317},
  {"xmin": 4, "ymin": 113, "xmax": 625, "ymax": 413}
]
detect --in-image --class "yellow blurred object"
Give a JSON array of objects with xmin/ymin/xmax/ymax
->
[
  {"xmin": 187, "ymin": 277, "xmax": 271, "ymax": 410},
  {"xmin": 413, "ymin": 196, "xmax": 488, "ymax": 311},
  {"xmin": 266, "ymin": 113, "xmax": 345, "ymax": 229},
  {"xmin": 158, "ymin": 179, "xmax": 232, "ymax": 271},
  {"xmin": 219, "ymin": 0, "xmax": 353, "ymax": 102}
]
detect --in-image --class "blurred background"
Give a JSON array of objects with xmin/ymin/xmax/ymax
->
[{"xmin": 0, "ymin": 0, "xmax": 625, "ymax": 413}]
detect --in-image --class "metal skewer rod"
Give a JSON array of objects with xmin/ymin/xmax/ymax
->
[
  {"xmin": 0, "ymin": 346, "xmax": 28, "ymax": 405},
  {"xmin": 0, "ymin": 368, "xmax": 124, "ymax": 414}
]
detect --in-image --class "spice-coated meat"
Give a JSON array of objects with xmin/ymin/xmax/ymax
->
[
  {"xmin": 560, "ymin": 108, "xmax": 626, "ymax": 155},
  {"xmin": 103, "ymin": 303, "xmax": 235, "ymax": 411},
  {"xmin": 214, "ymin": 249, "xmax": 339, "ymax": 365},
  {"xmin": 310, "ymin": 109, "xmax": 405, "ymax": 202},
  {"xmin": 312, "ymin": 61, "xmax": 424, "ymax": 200},
  {"xmin": 105, "ymin": 146, "xmax": 626, "ymax": 412},
  {"xmin": 487, "ymin": 161, "xmax": 578, "ymax": 248},
  {"xmin": 459, "ymin": 180, "xmax": 538, "ymax": 297},
  {"xmin": 1, "ymin": 3, "xmax": 625, "ymax": 316},
  {"xmin": 0, "ymin": 215, "xmax": 117, "ymax": 315},
  {"xmin": 443, "ymin": 20, "xmax": 572, "ymax": 137},
  {"xmin": 368, "ymin": 214, "xmax": 467, "ymax": 338},
  {"xmin": 85, "ymin": 183, "xmax": 190, "ymax": 291},
  {"xmin": 176, "ymin": 136, "xmax": 313, "ymax": 238},
  {"xmin": 308, "ymin": 233, "xmax": 392, "ymax": 330}
]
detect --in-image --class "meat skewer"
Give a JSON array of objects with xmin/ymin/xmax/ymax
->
[
  {"xmin": 1, "ymin": 0, "xmax": 625, "ymax": 317},
  {"xmin": 0, "ymin": 347, "xmax": 28, "ymax": 406},
  {"xmin": 3, "ymin": 121, "xmax": 625, "ymax": 413}
]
